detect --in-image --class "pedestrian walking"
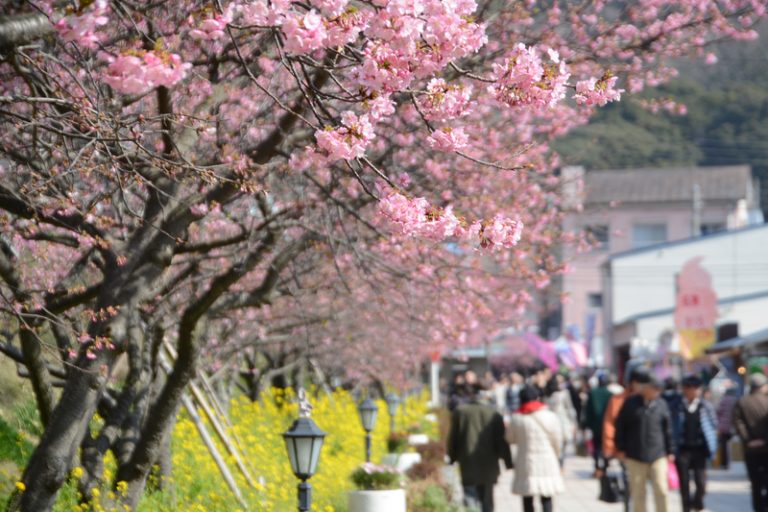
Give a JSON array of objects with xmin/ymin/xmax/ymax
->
[
  {"xmin": 732, "ymin": 372, "xmax": 768, "ymax": 512},
  {"xmin": 662, "ymin": 377, "xmax": 685, "ymax": 443},
  {"xmin": 447, "ymin": 383, "xmax": 513, "ymax": 512},
  {"xmin": 603, "ymin": 367, "xmax": 649, "ymax": 460},
  {"xmin": 507, "ymin": 385, "xmax": 565, "ymax": 512},
  {"xmin": 715, "ymin": 385, "xmax": 739, "ymax": 469},
  {"xmin": 615, "ymin": 374, "xmax": 675, "ymax": 512},
  {"xmin": 545, "ymin": 374, "xmax": 577, "ymax": 468},
  {"xmin": 672, "ymin": 375, "xmax": 718, "ymax": 512},
  {"xmin": 585, "ymin": 373, "xmax": 612, "ymax": 476},
  {"xmin": 506, "ymin": 371, "xmax": 524, "ymax": 414}
]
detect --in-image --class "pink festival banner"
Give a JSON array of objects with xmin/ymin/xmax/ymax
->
[{"xmin": 523, "ymin": 332, "xmax": 559, "ymax": 370}]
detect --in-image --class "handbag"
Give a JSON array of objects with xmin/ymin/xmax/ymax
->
[
  {"xmin": 598, "ymin": 473, "xmax": 623, "ymax": 503},
  {"xmin": 667, "ymin": 460, "xmax": 680, "ymax": 490}
]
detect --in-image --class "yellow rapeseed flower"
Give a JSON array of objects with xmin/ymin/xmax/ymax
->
[{"xmin": 15, "ymin": 481, "xmax": 26, "ymax": 492}]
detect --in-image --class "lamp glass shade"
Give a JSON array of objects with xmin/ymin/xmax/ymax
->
[
  {"xmin": 358, "ymin": 398, "xmax": 379, "ymax": 432},
  {"xmin": 385, "ymin": 393, "xmax": 400, "ymax": 416},
  {"xmin": 283, "ymin": 417, "xmax": 326, "ymax": 480}
]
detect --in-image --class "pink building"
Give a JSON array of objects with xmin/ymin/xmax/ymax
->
[{"xmin": 560, "ymin": 165, "xmax": 761, "ymax": 365}]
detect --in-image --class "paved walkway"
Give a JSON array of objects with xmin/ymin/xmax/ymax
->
[{"xmin": 490, "ymin": 454, "xmax": 750, "ymax": 512}]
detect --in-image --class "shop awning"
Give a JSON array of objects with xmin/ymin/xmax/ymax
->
[{"xmin": 705, "ymin": 326, "xmax": 768, "ymax": 354}]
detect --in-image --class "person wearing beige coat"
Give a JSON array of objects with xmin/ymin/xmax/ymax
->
[{"xmin": 507, "ymin": 385, "xmax": 565, "ymax": 512}]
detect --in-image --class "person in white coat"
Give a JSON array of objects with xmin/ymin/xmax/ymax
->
[
  {"xmin": 545, "ymin": 374, "xmax": 577, "ymax": 468},
  {"xmin": 507, "ymin": 385, "xmax": 565, "ymax": 512}
]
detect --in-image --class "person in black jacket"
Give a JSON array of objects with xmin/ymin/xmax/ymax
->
[
  {"xmin": 448, "ymin": 384, "xmax": 513, "ymax": 512},
  {"xmin": 615, "ymin": 375, "xmax": 675, "ymax": 512}
]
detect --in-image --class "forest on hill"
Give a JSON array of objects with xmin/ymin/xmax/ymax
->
[{"xmin": 555, "ymin": 22, "xmax": 768, "ymax": 211}]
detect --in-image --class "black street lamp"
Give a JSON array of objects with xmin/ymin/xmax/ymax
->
[
  {"xmin": 357, "ymin": 397, "xmax": 378, "ymax": 462},
  {"xmin": 385, "ymin": 393, "xmax": 401, "ymax": 434},
  {"xmin": 283, "ymin": 390, "xmax": 326, "ymax": 512}
]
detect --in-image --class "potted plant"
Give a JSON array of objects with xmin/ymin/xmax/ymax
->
[
  {"xmin": 382, "ymin": 432, "xmax": 422, "ymax": 472},
  {"xmin": 348, "ymin": 462, "xmax": 406, "ymax": 512},
  {"xmin": 406, "ymin": 421, "xmax": 430, "ymax": 446}
]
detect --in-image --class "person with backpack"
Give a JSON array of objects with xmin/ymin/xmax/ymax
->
[{"xmin": 672, "ymin": 375, "xmax": 718, "ymax": 512}]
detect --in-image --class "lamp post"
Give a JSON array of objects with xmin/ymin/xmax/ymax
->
[
  {"xmin": 357, "ymin": 397, "xmax": 378, "ymax": 462},
  {"xmin": 385, "ymin": 393, "xmax": 400, "ymax": 434},
  {"xmin": 283, "ymin": 389, "xmax": 326, "ymax": 512}
]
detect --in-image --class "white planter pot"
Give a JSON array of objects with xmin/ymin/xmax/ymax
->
[
  {"xmin": 408, "ymin": 433, "xmax": 429, "ymax": 446},
  {"xmin": 348, "ymin": 489, "xmax": 406, "ymax": 512},
  {"xmin": 381, "ymin": 452, "xmax": 422, "ymax": 472}
]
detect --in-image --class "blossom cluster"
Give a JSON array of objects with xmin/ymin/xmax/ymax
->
[
  {"xmin": 53, "ymin": 0, "xmax": 109, "ymax": 49},
  {"xmin": 488, "ymin": 45, "xmax": 569, "ymax": 110},
  {"xmin": 573, "ymin": 74, "xmax": 624, "ymax": 107},
  {"xmin": 378, "ymin": 192, "xmax": 460, "ymax": 241},
  {"xmin": 188, "ymin": 6, "xmax": 235, "ymax": 41},
  {"xmin": 417, "ymin": 79, "xmax": 474, "ymax": 121},
  {"xmin": 378, "ymin": 190, "xmax": 524, "ymax": 249},
  {"xmin": 102, "ymin": 51, "xmax": 192, "ymax": 95},
  {"xmin": 315, "ymin": 111, "xmax": 376, "ymax": 162},
  {"xmin": 427, "ymin": 126, "xmax": 469, "ymax": 152}
]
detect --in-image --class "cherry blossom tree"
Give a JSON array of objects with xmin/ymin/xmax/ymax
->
[{"xmin": 0, "ymin": 0, "xmax": 765, "ymax": 510}]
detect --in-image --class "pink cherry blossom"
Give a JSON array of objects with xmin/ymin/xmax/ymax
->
[
  {"xmin": 189, "ymin": 6, "xmax": 234, "ymax": 41},
  {"xmin": 53, "ymin": 0, "xmax": 109, "ymax": 49},
  {"xmin": 417, "ymin": 79, "xmax": 474, "ymax": 121},
  {"xmin": 427, "ymin": 126, "xmax": 469, "ymax": 152},
  {"xmin": 281, "ymin": 10, "xmax": 328, "ymax": 54},
  {"xmin": 488, "ymin": 44, "xmax": 569, "ymax": 110},
  {"xmin": 103, "ymin": 50, "xmax": 192, "ymax": 95},
  {"xmin": 315, "ymin": 111, "xmax": 376, "ymax": 161},
  {"xmin": 573, "ymin": 74, "xmax": 624, "ymax": 107},
  {"xmin": 480, "ymin": 214, "xmax": 524, "ymax": 249}
]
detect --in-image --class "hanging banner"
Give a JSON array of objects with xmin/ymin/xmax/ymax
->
[{"xmin": 674, "ymin": 257, "xmax": 718, "ymax": 359}]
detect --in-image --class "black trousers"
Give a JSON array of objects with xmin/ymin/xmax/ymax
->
[
  {"xmin": 463, "ymin": 483, "xmax": 494, "ymax": 512},
  {"xmin": 718, "ymin": 433, "xmax": 731, "ymax": 469},
  {"xmin": 676, "ymin": 448, "xmax": 708, "ymax": 512},
  {"xmin": 522, "ymin": 496, "xmax": 552, "ymax": 512},
  {"xmin": 592, "ymin": 431, "xmax": 607, "ymax": 471},
  {"xmin": 745, "ymin": 450, "xmax": 768, "ymax": 512}
]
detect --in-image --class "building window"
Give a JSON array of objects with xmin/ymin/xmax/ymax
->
[
  {"xmin": 587, "ymin": 293, "xmax": 603, "ymax": 308},
  {"xmin": 585, "ymin": 225, "xmax": 610, "ymax": 250},
  {"xmin": 632, "ymin": 223, "xmax": 667, "ymax": 248},
  {"xmin": 701, "ymin": 223, "xmax": 725, "ymax": 236}
]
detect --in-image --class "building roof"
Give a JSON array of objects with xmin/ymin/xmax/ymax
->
[
  {"xmin": 705, "ymin": 325, "xmax": 768, "ymax": 355},
  {"xmin": 606, "ymin": 222, "xmax": 768, "ymax": 261},
  {"xmin": 585, "ymin": 165, "xmax": 752, "ymax": 205}
]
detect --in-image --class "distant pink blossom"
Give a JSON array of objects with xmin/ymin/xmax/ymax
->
[
  {"xmin": 189, "ymin": 6, "xmax": 234, "ymax": 41},
  {"xmin": 54, "ymin": 0, "xmax": 109, "ymax": 49},
  {"xmin": 237, "ymin": 0, "xmax": 291, "ymax": 26},
  {"xmin": 479, "ymin": 214, "xmax": 524, "ymax": 249},
  {"xmin": 281, "ymin": 10, "xmax": 328, "ymax": 54},
  {"xmin": 427, "ymin": 126, "xmax": 469, "ymax": 152},
  {"xmin": 573, "ymin": 74, "xmax": 624, "ymax": 107},
  {"xmin": 103, "ymin": 51, "xmax": 191, "ymax": 95}
]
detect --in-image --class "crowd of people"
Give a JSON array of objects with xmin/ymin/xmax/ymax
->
[{"xmin": 446, "ymin": 365, "xmax": 768, "ymax": 512}]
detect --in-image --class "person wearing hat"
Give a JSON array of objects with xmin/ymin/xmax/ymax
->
[
  {"xmin": 615, "ymin": 374, "xmax": 675, "ymax": 512},
  {"xmin": 732, "ymin": 372, "xmax": 768, "ymax": 512},
  {"xmin": 672, "ymin": 375, "xmax": 718, "ymax": 512}
]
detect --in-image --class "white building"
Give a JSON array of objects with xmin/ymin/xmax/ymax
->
[{"xmin": 602, "ymin": 223, "xmax": 768, "ymax": 371}]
